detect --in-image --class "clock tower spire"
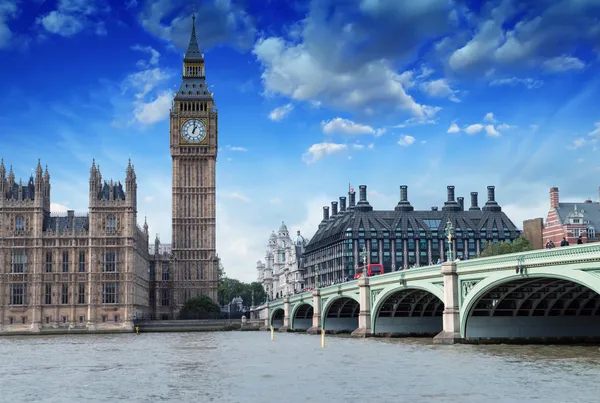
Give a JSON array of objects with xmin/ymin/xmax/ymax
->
[{"xmin": 170, "ymin": 10, "xmax": 219, "ymax": 308}]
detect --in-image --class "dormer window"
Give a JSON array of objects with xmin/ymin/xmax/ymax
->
[
  {"xmin": 106, "ymin": 215, "xmax": 116, "ymax": 233},
  {"xmin": 572, "ymin": 219, "xmax": 580, "ymax": 224},
  {"xmin": 15, "ymin": 216, "xmax": 24, "ymax": 232}
]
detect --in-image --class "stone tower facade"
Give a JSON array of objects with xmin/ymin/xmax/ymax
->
[
  {"xmin": 0, "ymin": 159, "xmax": 150, "ymax": 333},
  {"xmin": 170, "ymin": 12, "xmax": 219, "ymax": 307}
]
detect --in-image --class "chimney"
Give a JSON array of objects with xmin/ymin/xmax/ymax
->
[
  {"xmin": 322, "ymin": 206, "xmax": 329, "ymax": 221},
  {"xmin": 469, "ymin": 192, "xmax": 480, "ymax": 210},
  {"xmin": 487, "ymin": 185, "xmax": 496, "ymax": 202},
  {"xmin": 331, "ymin": 201, "xmax": 338, "ymax": 216},
  {"xmin": 447, "ymin": 186, "xmax": 455, "ymax": 202},
  {"xmin": 348, "ymin": 191, "xmax": 356, "ymax": 209},
  {"xmin": 359, "ymin": 185, "xmax": 367, "ymax": 202},
  {"xmin": 457, "ymin": 197, "xmax": 464, "ymax": 211},
  {"xmin": 400, "ymin": 185, "xmax": 408, "ymax": 202},
  {"xmin": 550, "ymin": 187, "xmax": 559, "ymax": 208},
  {"xmin": 395, "ymin": 185, "xmax": 414, "ymax": 211},
  {"xmin": 339, "ymin": 196, "xmax": 347, "ymax": 212}
]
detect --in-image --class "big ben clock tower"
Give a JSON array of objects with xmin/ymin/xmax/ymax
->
[{"xmin": 170, "ymin": 12, "xmax": 219, "ymax": 307}]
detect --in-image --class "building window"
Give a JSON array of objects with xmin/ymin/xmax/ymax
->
[
  {"xmin": 103, "ymin": 251, "xmax": 118, "ymax": 272},
  {"xmin": 45, "ymin": 284, "xmax": 52, "ymax": 305},
  {"xmin": 162, "ymin": 263, "xmax": 169, "ymax": 281},
  {"xmin": 114, "ymin": 315, "xmax": 119, "ymax": 323},
  {"xmin": 79, "ymin": 315, "xmax": 85, "ymax": 323},
  {"xmin": 161, "ymin": 289, "xmax": 170, "ymax": 306},
  {"xmin": 62, "ymin": 251, "xmax": 69, "ymax": 272},
  {"xmin": 11, "ymin": 250, "xmax": 27, "ymax": 273},
  {"xmin": 45, "ymin": 251, "xmax": 53, "ymax": 273},
  {"xmin": 78, "ymin": 251, "xmax": 86, "ymax": 272},
  {"xmin": 106, "ymin": 215, "xmax": 117, "ymax": 232},
  {"xmin": 102, "ymin": 283, "xmax": 119, "ymax": 304},
  {"xmin": 9, "ymin": 284, "xmax": 27, "ymax": 305},
  {"xmin": 15, "ymin": 215, "xmax": 25, "ymax": 232},
  {"xmin": 572, "ymin": 219, "xmax": 580, "ymax": 224},
  {"xmin": 102, "ymin": 315, "xmax": 107, "ymax": 323},
  {"xmin": 588, "ymin": 227, "xmax": 596, "ymax": 239},
  {"xmin": 61, "ymin": 284, "xmax": 69, "ymax": 304},
  {"xmin": 8, "ymin": 317, "xmax": 14, "ymax": 325},
  {"xmin": 78, "ymin": 283, "xmax": 85, "ymax": 304},
  {"xmin": 574, "ymin": 228, "xmax": 581, "ymax": 237},
  {"xmin": 62, "ymin": 316, "xmax": 67, "ymax": 324},
  {"xmin": 46, "ymin": 316, "xmax": 50, "ymax": 324}
]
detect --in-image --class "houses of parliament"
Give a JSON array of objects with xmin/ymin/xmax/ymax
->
[{"xmin": 0, "ymin": 13, "xmax": 219, "ymax": 334}]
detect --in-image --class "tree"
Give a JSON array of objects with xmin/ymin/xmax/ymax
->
[
  {"xmin": 217, "ymin": 277, "xmax": 267, "ymax": 307},
  {"xmin": 480, "ymin": 236, "xmax": 533, "ymax": 257},
  {"xmin": 178, "ymin": 295, "xmax": 222, "ymax": 320}
]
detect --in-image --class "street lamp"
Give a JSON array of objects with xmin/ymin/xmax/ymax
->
[
  {"xmin": 444, "ymin": 219, "xmax": 454, "ymax": 261},
  {"xmin": 360, "ymin": 246, "xmax": 368, "ymax": 278}
]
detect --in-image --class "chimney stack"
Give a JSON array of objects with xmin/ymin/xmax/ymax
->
[
  {"xmin": 348, "ymin": 191, "xmax": 356, "ymax": 209},
  {"xmin": 469, "ymin": 192, "xmax": 480, "ymax": 210},
  {"xmin": 457, "ymin": 197, "xmax": 464, "ymax": 211},
  {"xmin": 322, "ymin": 206, "xmax": 329, "ymax": 221},
  {"xmin": 447, "ymin": 185, "xmax": 455, "ymax": 202},
  {"xmin": 339, "ymin": 196, "xmax": 347, "ymax": 212},
  {"xmin": 550, "ymin": 187, "xmax": 559, "ymax": 208},
  {"xmin": 487, "ymin": 185, "xmax": 496, "ymax": 202},
  {"xmin": 400, "ymin": 185, "xmax": 408, "ymax": 202},
  {"xmin": 359, "ymin": 185, "xmax": 367, "ymax": 202},
  {"xmin": 331, "ymin": 201, "xmax": 338, "ymax": 216}
]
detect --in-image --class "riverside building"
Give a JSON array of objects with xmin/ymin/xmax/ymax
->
[{"xmin": 303, "ymin": 185, "xmax": 521, "ymax": 287}]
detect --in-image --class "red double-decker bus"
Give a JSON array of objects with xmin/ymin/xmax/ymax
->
[{"xmin": 354, "ymin": 264, "xmax": 384, "ymax": 279}]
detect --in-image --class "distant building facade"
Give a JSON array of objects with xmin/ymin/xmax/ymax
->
[
  {"xmin": 523, "ymin": 218, "xmax": 544, "ymax": 250},
  {"xmin": 256, "ymin": 222, "xmax": 309, "ymax": 300},
  {"xmin": 0, "ymin": 160, "xmax": 150, "ymax": 333},
  {"xmin": 303, "ymin": 185, "xmax": 521, "ymax": 288},
  {"xmin": 542, "ymin": 187, "xmax": 599, "ymax": 246}
]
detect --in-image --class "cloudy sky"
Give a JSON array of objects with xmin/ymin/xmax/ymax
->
[{"xmin": 1, "ymin": 0, "xmax": 599, "ymax": 282}]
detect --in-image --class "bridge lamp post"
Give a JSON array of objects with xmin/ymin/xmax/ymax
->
[
  {"xmin": 444, "ymin": 220, "xmax": 454, "ymax": 262},
  {"xmin": 360, "ymin": 246, "xmax": 368, "ymax": 278}
]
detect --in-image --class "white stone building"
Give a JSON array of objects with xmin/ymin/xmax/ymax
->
[{"xmin": 256, "ymin": 222, "xmax": 309, "ymax": 300}]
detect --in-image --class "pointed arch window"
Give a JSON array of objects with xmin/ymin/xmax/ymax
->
[
  {"xmin": 106, "ymin": 215, "xmax": 116, "ymax": 233},
  {"xmin": 15, "ymin": 215, "xmax": 24, "ymax": 232}
]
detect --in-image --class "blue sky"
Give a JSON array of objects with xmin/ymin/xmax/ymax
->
[{"xmin": 1, "ymin": 0, "xmax": 599, "ymax": 282}]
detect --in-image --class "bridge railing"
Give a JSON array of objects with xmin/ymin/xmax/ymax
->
[{"xmin": 457, "ymin": 242, "xmax": 600, "ymax": 272}]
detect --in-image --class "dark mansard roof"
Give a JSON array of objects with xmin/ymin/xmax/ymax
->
[
  {"xmin": 44, "ymin": 213, "xmax": 89, "ymax": 233},
  {"xmin": 5, "ymin": 176, "xmax": 36, "ymax": 200},
  {"xmin": 99, "ymin": 181, "xmax": 126, "ymax": 201},
  {"xmin": 305, "ymin": 185, "xmax": 520, "ymax": 253}
]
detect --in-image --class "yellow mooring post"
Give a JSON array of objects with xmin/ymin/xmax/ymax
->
[
  {"xmin": 135, "ymin": 327, "xmax": 139, "ymax": 334},
  {"xmin": 321, "ymin": 329, "xmax": 325, "ymax": 349},
  {"xmin": 270, "ymin": 326, "xmax": 274, "ymax": 341}
]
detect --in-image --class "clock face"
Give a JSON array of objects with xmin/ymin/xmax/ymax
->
[{"xmin": 181, "ymin": 119, "xmax": 206, "ymax": 143}]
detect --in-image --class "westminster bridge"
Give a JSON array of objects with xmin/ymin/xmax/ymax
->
[{"xmin": 253, "ymin": 243, "xmax": 600, "ymax": 343}]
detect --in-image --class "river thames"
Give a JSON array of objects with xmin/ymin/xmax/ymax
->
[{"xmin": 1, "ymin": 331, "xmax": 599, "ymax": 402}]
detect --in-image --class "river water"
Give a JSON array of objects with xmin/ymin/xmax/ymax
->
[{"xmin": 1, "ymin": 332, "xmax": 599, "ymax": 402}]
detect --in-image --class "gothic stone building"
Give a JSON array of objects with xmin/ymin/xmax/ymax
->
[
  {"xmin": 0, "ymin": 159, "xmax": 150, "ymax": 333},
  {"xmin": 303, "ymin": 185, "xmax": 521, "ymax": 288}
]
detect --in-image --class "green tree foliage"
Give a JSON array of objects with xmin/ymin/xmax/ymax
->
[
  {"xmin": 217, "ymin": 277, "xmax": 266, "ymax": 307},
  {"xmin": 178, "ymin": 295, "xmax": 222, "ymax": 319},
  {"xmin": 480, "ymin": 236, "xmax": 533, "ymax": 257}
]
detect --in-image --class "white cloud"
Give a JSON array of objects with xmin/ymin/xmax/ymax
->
[
  {"xmin": 133, "ymin": 90, "xmax": 173, "ymax": 125},
  {"xmin": 568, "ymin": 138, "xmax": 587, "ymax": 150},
  {"xmin": 420, "ymin": 78, "xmax": 460, "ymax": 102},
  {"xmin": 37, "ymin": 0, "xmax": 109, "ymax": 37},
  {"xmin": 465, "ymin": 123, "xmax": 484, "ymax": 135},
  {"xmin": 224, "ymin": 192, "xmax": 250, "ymax": 202},
  {"xmin": 489, "ymin": 77, "xmax": 543, "ymax": 89},
  {"xmin": 268, "ymin": 103, "xmax": 294, "ymax": 121},
  {"xmin": 302, "ymin": 142, "xmax": 347, "ymax": 164},
  {"xmin": 485, "ymin": 124, "xmax": 500, "ymax": 137},
  {"xmin": 352, "ymin": 144, "xmax": 365, "ymax": 150},
  {"xmin": 322, "ymin": 118, "xmax": 384, "ymax": 136},
  {"xmin": 588, "ymin": 122, "xmax": 600, "ymax": 138},
  {"xmin": 253, "ymin": 38, "xmax": 439, "ymax": 119},
  {"xmin": 50, "ymin": 202, "xmax": 70, "ymax": 213},
  {"xmin": 542, "ymin": 55, "xmax": 586, "ymax": 73},
  {"xmin": 484, "ymin": 112, "xmax": 496, "ymax": 123},
  {"xmin": 225, "ymin": 145, "xmax": 247, "ymax": 152},
  {"xmin": 447, "ymin": 122, "xmax": 460, "ymax": 133},
  {"xmin": 0, "ymin": 1, "xmax": 17, "ymax": 49},
  {"xmin": 497, "ymin": 123, "xmax": 514, "ymax": 131},
  {"xmin": 132, "ymin": 44, "xmax": 161, "ymax": 67},
  {"xmin": 124, "ymin": 67, "xmax": 172, "ymax": 99},
  {"xmin": 397, "ymin": 135, "xmax": 415, "ymax": 146}
]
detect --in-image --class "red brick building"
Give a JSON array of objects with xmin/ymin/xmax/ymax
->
[{"xmin": 542, "ymin": 187, "xmax": 598, "ymax": 246}]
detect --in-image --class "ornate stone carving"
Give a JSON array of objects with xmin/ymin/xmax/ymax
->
[
  {"xmin": 371, "ymin": 289, "xmax": 382, "ymax": 305},
  {"xmin": 461, "ymin": 280, "xmax": 479, "ymax": 298}
]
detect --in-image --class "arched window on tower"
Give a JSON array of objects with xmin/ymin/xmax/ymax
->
[
  {"xmin": 15, "ymin": 216, "xmax": 25, "ymax": 232},
  {"xmin": 106, "ymin": 215, "xmax": 116, "ymax": 233}
]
